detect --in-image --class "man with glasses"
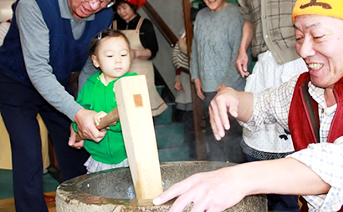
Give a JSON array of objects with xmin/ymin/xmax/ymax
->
[{"xmin": 0, "ymin": 0, "xmax": 113, "ymax": 211}]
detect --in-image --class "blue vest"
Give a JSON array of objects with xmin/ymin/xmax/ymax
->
[{"xmin": 0, "ymin": 0, "xmax": 113, "ymax": 87}]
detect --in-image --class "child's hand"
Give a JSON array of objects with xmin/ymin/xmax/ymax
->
[
  {"xmin": 174, "ymin": 76, "xmax": 183, "ymax": 92},
  {"xmin": 68, "ymin": 125, "xmax": 84, "ymax": 149},
  {"xmin": 93, "ymin": 111, "xmax": 107, "ymax": 127}
]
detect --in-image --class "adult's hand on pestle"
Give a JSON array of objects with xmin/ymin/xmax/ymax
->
[
  {"xmin": 153, "ymin": 167, "xmax": 247, "ymax": 212},
  {"xmin": 74, "ymin": 108, "xmax": 106, "ymax": 142}
]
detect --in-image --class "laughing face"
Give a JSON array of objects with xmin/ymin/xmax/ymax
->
[
  {"xmin": 68, "ymin": 0, "xmax": 109, "ymax": 20},
  {"xmin": 92, "ymin": 36, "xmax": 132, "ymax": 84},
  {"xmin": 203, "ymin": 0, "xmax": 227, "ymax": 12},
  {"xmin": 294, "ymin": 15, "xmax": 343, "ymax": 89}
]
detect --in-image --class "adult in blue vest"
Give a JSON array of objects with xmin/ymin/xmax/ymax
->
[{"xmin": 0, "ymin": 0, "xmax": 113, "ymax": 211}]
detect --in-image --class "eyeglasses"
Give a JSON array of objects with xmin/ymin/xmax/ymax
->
[
  {"xmin": 86, "ymin": 0, "xmax": 114, "ymax": 7},
  {"xmin": 106, "ymin": 1, "xmax": 114, "ymax": 7}
]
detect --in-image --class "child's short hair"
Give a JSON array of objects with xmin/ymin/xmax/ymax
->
[{"xmin": 89, "ymin": 29, "xmax": 130, "ymax": 56}]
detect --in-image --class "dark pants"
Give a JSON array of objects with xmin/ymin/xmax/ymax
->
[
  {"xmin": 203, "ymin": 92, "xmax": 247, "ymax": 163},
  {"xmin": 246, "ymin": 155, "xmax": 299, "ymax": 212},
  {"xmin": 0, "ymin": 72, "xmax": 89, "ymax": 212}
]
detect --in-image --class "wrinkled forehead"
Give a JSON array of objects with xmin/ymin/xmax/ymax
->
[{"xmin": 293, "ymin": 14, "xmax": 343, "ymax": 31}]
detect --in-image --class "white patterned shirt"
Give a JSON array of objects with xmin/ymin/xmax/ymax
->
[
  {"xmin": 0, "ymin": 22, "xmax": 10, "ymax": 46},
  {"xmin": 242, "ymin": 74, "xmax": 343, "ymax": 211}
]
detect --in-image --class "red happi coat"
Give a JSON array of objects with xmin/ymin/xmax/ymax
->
[{"xmin": 288, "ymin": 72, "xmax": 343, "ymax": 212}]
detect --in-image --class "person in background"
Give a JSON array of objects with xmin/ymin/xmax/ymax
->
[
  {"xmin": 0, "ymin": 3, "xmax": 14, "ymax": 46},
  {"xmin": 112, "ymin": 0, "xmax": 167, "ymax": 116},
  {"xmin": 190, "ymin": 0, "xmax": 247, "ymax": 162},
  {"xmin": 153, "ymin": 0, "xmax": 343, "ymax": 211},
  {"xmin": 0, "ymin": 21, "xmax": 10, "ymax": 46},
  {"xmin": 0, "ymin": 0, "xmax": 114, "ymax": 211},
  {"xmin": 172, "ymin": 28, "xmax": 195, "ymax": 159},
  {"xmin": 72, "ymin": 29, "xmax": 136, "ymax": 173},
  {"xmin": 234, "ymin": 0, "xmax": 308, "ymax": 210}
]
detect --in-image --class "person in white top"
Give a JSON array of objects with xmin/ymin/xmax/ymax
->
[
  {"xmin": 0, "ymin": 21, "xmax": 10, "ymax": 46},
  {"xmin": 0, "ymin": 3, "xmax": 14, "ymax": 46}
]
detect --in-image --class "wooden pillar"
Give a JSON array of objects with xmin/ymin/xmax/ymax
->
[{"xmin": 182, "ymin": 0, "xmax": 207, "ymax": 160}]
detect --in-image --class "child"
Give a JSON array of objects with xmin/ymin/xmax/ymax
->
[
  {"xmin": 172, "ymin": 28, "xmax": 195, "ymax": 159},
  {"xmin": 72, "ymin": 29, "xmax": 137, "ymax": 173}
]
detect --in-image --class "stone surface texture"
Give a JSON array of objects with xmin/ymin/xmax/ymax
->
[{"xmin": 56, "ymin": 161, "xmax": 267, "ymax": 211}]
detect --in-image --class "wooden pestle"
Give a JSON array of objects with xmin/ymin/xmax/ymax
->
[{"xmin": 114, "ymin": 75, "xmax": 163, "ymax": 199}]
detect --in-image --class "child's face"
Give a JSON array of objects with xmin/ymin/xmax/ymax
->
[{"xmin": 92, "ymin": 36, "xmax": 131, "ymax": 83}]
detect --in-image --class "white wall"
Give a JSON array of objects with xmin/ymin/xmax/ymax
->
[
  {"xmin": 0, "ymin": 0, "xmax": 15, "ymax": 22},
  {"xmin": 140, "ymin": 0, "xmax": 184, "ymax": 97}
]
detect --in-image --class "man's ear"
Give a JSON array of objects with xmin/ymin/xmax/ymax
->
[{"xmin": 92, "ymin": 55, "xmax": 100, "ymax": 68}]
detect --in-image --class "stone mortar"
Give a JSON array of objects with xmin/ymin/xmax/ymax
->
[{"xmin": 56, "ymin": 161, "xmax": 267, "ymax": 212}]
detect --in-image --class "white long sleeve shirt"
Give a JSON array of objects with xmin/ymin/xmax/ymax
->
[{"xmin": 242, "ymin": 75, "xmax": 343, "ymax": 211}]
